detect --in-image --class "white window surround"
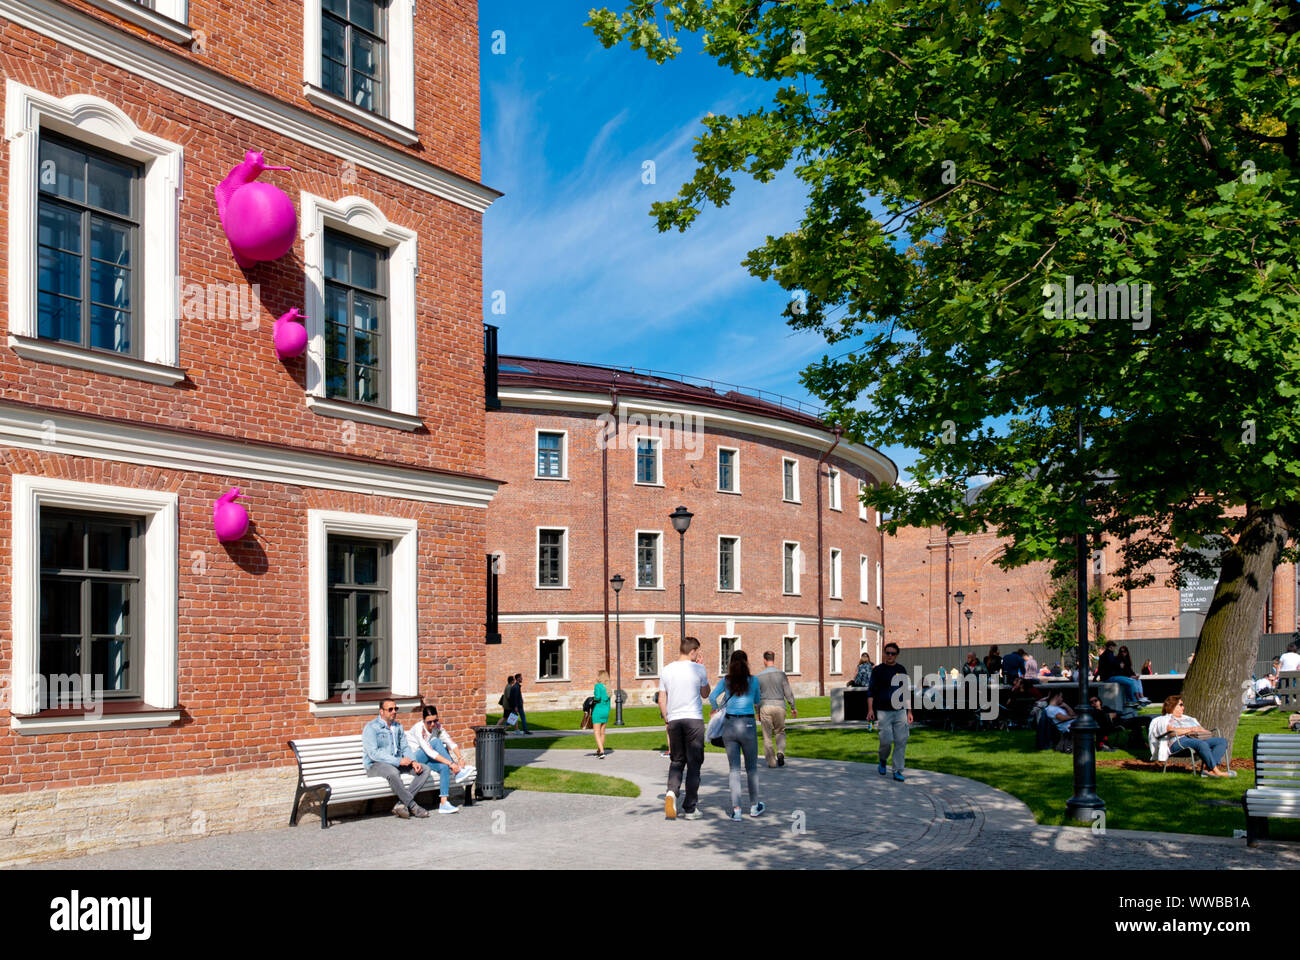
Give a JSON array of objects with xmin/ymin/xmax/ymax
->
[
  {"xmin": 828, "ymin": 468, "xmax": 841, "ymax": 511},
  {"xmin": 535, "ymin": 428, "xmax": 568, "ymax": 480},
  {"xmin": 6, "ymin": 82, "xmax": 184, "ymax": 385},
  {"xmin": 535, "ymin": 526, "xmax": 569, "ymax": 590},
  {"xmin": 859, "ymin": 479, "xmax": 868, "ymax": 521},
  {"xmin": 783, "ymin": 636, "xmax": 800, "ymax": 676},
  {"xmin": 536, "ymin": 636, "xmax": 569, "ymax": 682},
  {"xmin": 717, "ymin": 446, "xmax": 740, "ymax": 494},
  {"xmin": 717, "ymin": 534, "xmax": 741, "ymax": 593},
  {"xmin": 82, "ymin": 0, "xmax": 192, "ymax": 43},
  {"xmin": 301, "ymin": 0, "xmax": 417, "ymax": 141},
  {"xmin": 860, "ymin": 554, "xmax": 870, "ymax": 604},
  {"xmin": 307, "ymin": 510, "xmax": 418, "ymax": 706},
  {"xmin": 301, "ymin": 191, "xmax": 419, "ymax": 426},
  {"xmin": 877, "ymin": 561, "xmax": 883, "ymax": 610},
  {"xmin": 829, "ymin": 548, "xmax": 842, "ymax": 599},
  {"xmin": 635, "ymin": 635, "xmax": 663, "ymax": 678},
  {"xmin": 633, "ymin": 435, "xmax": 663, "ymax": 486},
  {"xmin": 635, "ymin": 529, "xmax": 664, "ymax": 590},
  {"xmin": 831, "ymin": 636, "xmax": 842, "ymax": 675},
  {"xmin": 782, "ymin": 457, "xmax": 800, "ymax": 502},
  {"xmin": 783, "ymin": 540, "xmax": 801, "ymax": 595},
  {"xmin": 10, "ymin": 475, "xmax": 180, "ymax": 732}
]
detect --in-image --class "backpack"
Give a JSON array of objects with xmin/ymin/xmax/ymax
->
[{"xmin": 582, "ymin": 696, "xmax": 596, "ymax": 713}]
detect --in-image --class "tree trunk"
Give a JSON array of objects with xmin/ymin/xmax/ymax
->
[{"xmin": 1180, "ymin": 510, "xmax": 1289, "ymax": 761}]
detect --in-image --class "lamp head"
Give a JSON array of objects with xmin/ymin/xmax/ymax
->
[
  {"xmin": 669, "ymin": 505, "xmax": 694, "ymax": 535},
  {"xmin": 954, "ymin": 590, "xmax": 965, "ymax": 605},
  {"xmin": 610, "ymin": 574, "xmax": 624, "ymax": 594},
  {"xmin": 965, "ymin": 608, "xmax": 973, "ymax": 621}
]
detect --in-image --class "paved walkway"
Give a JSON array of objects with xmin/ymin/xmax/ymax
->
[{"xmin": 24, "ymin": 747, "xmax": 1299, "ymax": 870}]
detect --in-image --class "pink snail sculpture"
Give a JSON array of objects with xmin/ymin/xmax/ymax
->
[
  {"xmin": 213, "ymin": 487, "xmax": 250, "ymax": 542},
  {"xmin": 215, "ymin": 151, "xmax": 297, "ymax": 268},
  {"xmin": 273, "ymin": 308, "xmax": 308, "ymax": 359}
]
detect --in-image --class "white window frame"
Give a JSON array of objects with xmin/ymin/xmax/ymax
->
[
  {"xmin": 308, "ymin": 510, "xmax": 418, "ymax": 709},
  {"xmin": 535, "ymin": 526, "xmax": 569, "ymax": 590},
  {"xmin": 782, "ymin": 635, "xmax": 800, "ymax": 676},
  {"xmin": 831, "ymin": 636, "xmax": 843, "ymax": 675},
  {"xmin": 536, "ymin": 636, "xmax": 569, "ymax": 682},
  {"xmin": 633, "ymin": 435, "xmax": 663, "ymax": 487},
  {"xmin": 858, "ymin": 478, "xmax": 868, "ymax": 521},
  {"xmin": 635, "ymin": 529, "xmax": 664, "ymax": 590},
  {"xmin": 301, "ymin": 0, "xmax": 418, "ymax": 143},
  {"xmin": 10, "ymin": 475, "xmax": 180, "ymax": 732},
  {"xmin": 828, "ymin": 467, "xmax": 841, "ymax": 511},
  {"xmin": 860, "ymin": 554, "xmax": 870, "ymax": 604},
  {"xmin": 635, "ymin": 634, "xmax": 663, "ymax": 678},
  {"xmin": 301, "ymin": 191, "xmax": 420, "ymax": 430},
  {"xmin": 782, "ymin": 457, "xmax": 800, "ymax": 503},
  {"xmin": 877, "ymin": 561, "xmax": 883, "ymax": 610},
  {"xmin": 6, "ymin": 82, "xmax": 185, "ymax": 386},
  {"xmin": 829, "ymin": 548, "xmax": 842, "ymax": 599},
  {"xmin": 717, "ymin": 534, "xmax": 741, "ymax": 593},
  {"xmin": 534, "ymin": 428, "xmax": 568, "ymax": 480},
  {"xmin": 782, "ymin": 540, "xmax": 800, "ymax": 596},
  {"xmin": 719, "ymin": 635, "xmax": 741, "ymax": 675},
  {"xmin": 84, "ymin": 0, "xmax": 192, "ymax": 42},
  {"xmin": 716, "ymin": 446, "xmax": 740, "ymax": 494}
]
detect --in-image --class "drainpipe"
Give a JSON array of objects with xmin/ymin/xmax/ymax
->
[
  {"xmin": 816, "ymin": 425, "xmax": 843, "ymax": 698},
  {"xmin": 601, "ymin": 382, "xmax": 620, "ymax": 672}
]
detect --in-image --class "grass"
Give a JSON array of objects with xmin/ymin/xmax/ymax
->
[
  {"xmin": 505, "ymin": 710, "xmax": 1300, "ymax": 839},
  {"xmin": 502, "ymin": 765, "xmax": 639, "ymax": 798},
  {"xmin": 487, "ymin": 696, "xmax": 831, "ymax": 731}
]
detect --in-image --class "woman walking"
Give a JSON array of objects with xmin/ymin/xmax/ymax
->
[
  {"xmin": 709, "ymin": 650, "xmax": 764, "ymax": 821},
  {"xmin": 592, "ymin": 669, "xmax": 612, "ymax": 758}
]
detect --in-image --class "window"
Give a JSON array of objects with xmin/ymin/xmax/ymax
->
[
  {"xmin": 829, "ymin": 548, "xmax": 842, "ymax": 598},
  {"xmin": 537, "ymin": 528, "xmax": 567, "ymax": 588},
  {"xmin": 783, "ymin": 636, "xmax": 799, "ymax": 674},
  {"xmin": 81, "ymin": 0, "xmax": 192, "ymax": 43},
  {"xmin": 828, "ymin": 468, "xmax": 841, "ymax": 510},
  {"xmin": 831, "ymin": 637, "xmax": 842, "ymax": 675},
  {"xmin": 859, "ymin": 479, "xmax": 868, "ymax": 521},
  {"xmin": 717, "ymin": 447, "xmax": 738, "ymax": 493},
  {"xmin": 538, "ymin": 638, "xmax": 566, "ymax": 680},
  {"xmin": 783, "ymin": 541, "xmax": 800, "ymax": 595},
  {"xmin": 323, "ymin": 230, "xmax": 387, "ymax": 406},
  {"xmin": 783, "ymin": 458, "xmax": 799, "ymax": 502},
  {"xmin": 39, "ymin": 510, "xmax": 141, "ymax": 704},
  {"xmin": 720, "ymin": 636, "xmax": 739, "ymax": 674},
  {"xmin": 860, "ymin": 555, "xmax": 870, "ymax": 603},
  {"xmin": 636, "ymin": 437, "xmax": 661, "ymax": 485},
  {"xmin": 877, "ymin": 561, "xmax": 883, "ymax": 609},
  {"xmin": 637, "ymin": 636, "xmax": 661, "ymax": 677},
  {"xmin": 321, "ymin": 0, "xmax": 386, "ymax": 113},
  {"xmin": 327, "ymin": 535, "xmax": 390, "ymax": 694},
  {"xmin": 536, "ymin": 431, "xmax": 565, "ymax": 478},
  {"xmin": 637, "ymin": 531, "xmax": 662, "ymax": 588},
  {"xmin": 718, "ymin": 536, "xmax": 739, "ymax": 591}
]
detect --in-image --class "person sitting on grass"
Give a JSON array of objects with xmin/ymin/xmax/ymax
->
[
  {"xmin": 1087, "ymin": 694, "xmax": 1119, "ymax": 752},
  {"xmin": 1147, "ymin": 695, "xmax": 1234, "ymax": 777},
  {"xmin": 1044, "ymin": 692, "xmax": 1075, "ymax": 733}
]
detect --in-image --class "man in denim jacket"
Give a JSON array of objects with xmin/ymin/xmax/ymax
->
[{"xmin": 363, "ymin": 699, "xmax": 432, "ymax": 819}]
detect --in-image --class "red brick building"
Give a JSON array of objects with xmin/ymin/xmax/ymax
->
[
  {"xmin": 0, "ymin": 0, "xmax": 498, "ymax": 863},
  {"xmin": 485, "ymin": 357, "xmax": 897, "ymax": 709}
]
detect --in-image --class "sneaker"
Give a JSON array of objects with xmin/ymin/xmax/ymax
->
[
  {"xmin": 597, "ymin": 751, "xmax": 606, "ymax": 760},
  {"xmin": 682, "ymin": 809, "xmax": 703, "ymax": 821},
  {"xmin": 438, "ymin": 801, "xmax": 460, "ymax": 814},
  {"xmin": 408, "ymin": 803, "xmax": 430, "ymax": 819},
  {"xmin": 878, "ymin": 761, "xmax": 888, "ymax": 776},
  {"xmin": 664, "ymin": 790, "xmax": 677, "ymax": 820},
  {"xmin": 730, "ymin": 808, "xmax": 743, "ymax": 822},
  {"xmin": 661, "ymin": 751, "xmax": 672, "ymax": 759},
  {"xmin": 392, "ymin": 803, "xmax": 411, "ymax": 819},
  {"xmin": 1099, "ymin": 743, "xmax": 1115, "ymax": 752},
  {"xmin": 893, "ymin": 771, "xmax": 905, "ymax": 782},
  {"xmin": 750, "ymin": 802, "xmax": 766, "ymax": 818},
  {"xmin": 453, "ymin": 766, "xmax": 476, "ymax": 784},
  {"xmin": 777, "ymin": 753, "xmax": 785, "ymax": 767}
]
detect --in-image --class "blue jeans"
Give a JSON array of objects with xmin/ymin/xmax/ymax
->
[
  {"xmin": 1169, "ymin": 735, "xmax": 1228, "ymax": 770},
  {"xmin": 721, "ymin": 715, "xmax": 760, "ymax": 811},
  {"xmin": 1110, "ymin": 675, "xmax": 1144, "ymax": 701},
  {"xmin": 413, "ymin": 740, "xmax": 455, "ymax": 797}
]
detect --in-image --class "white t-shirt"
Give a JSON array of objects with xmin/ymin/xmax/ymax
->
[
  {"xmin": 1278, "ymin": 651, "xmax": 1300, "ymax": 672},
  {"xmin": 659, "ymin": 659, "xmax": 709, "ymax": 722}
]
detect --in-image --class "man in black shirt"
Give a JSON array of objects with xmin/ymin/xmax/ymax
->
[{"xmin": 866, "ymin": 642, "xmax": 913, "ymax": 782}]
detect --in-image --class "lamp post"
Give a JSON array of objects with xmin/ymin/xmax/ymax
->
[
  {"xmin": 954, "ymin": 590, "xmax": 966, "ymax": 654},
  {"xmin": 669, "ymin": 506, "xmax": 693, "ymax": 647},
  {"xmin": 610, "ymin": 574, "xmax": 625, "ymax": 726},
  {"xmin": 964, "ymin": 608, "xmax": 973, "ymax": 653}
]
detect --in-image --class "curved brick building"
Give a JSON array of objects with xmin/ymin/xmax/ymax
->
[{"xmin": 486, "ymin": 356, "xmax": 898, "ymax": 710}]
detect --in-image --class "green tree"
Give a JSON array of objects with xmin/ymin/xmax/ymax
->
[
  {"xmin": 1026, "ymin": 566, "xmax": 1115, "ymax": 656},
  {"xmin": 590, "ymin": 0, "xmax": 1300, "ymax": 764}
]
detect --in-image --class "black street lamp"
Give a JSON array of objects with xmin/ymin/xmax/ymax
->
[
  {"xmin": 610, "ymin": 574, "xmax": 625, "ymax": 726},
  {"xmin": 964, "ymin": 608, "xmax": 973, "ymax": 651},
  {"xmin": 669, "ymin": 506, "xmax": 693, "ymax": 647},
  {"xmin": 954, "ymin": 590, "xmax": 966, "ymax": 653}
]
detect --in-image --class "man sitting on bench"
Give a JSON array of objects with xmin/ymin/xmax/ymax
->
[
  {"xmin": 363, "ymin": 700, "xmax": 432, "ymax": 819},
  {"xmin": 408, "ymin": 704, "xmax": 475, "ymax": 815}
]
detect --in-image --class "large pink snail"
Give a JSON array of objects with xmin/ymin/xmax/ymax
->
[
  {"xmin": 213, "ymin": 487, "xmax": 250, "ymax": 542},
  {"xmin": 273, "ymin": 308, "xmax": 308, "ymax": 359},
  {"xmin": 215, "ymin": 151, "xmax": 297, "ymax": 267}
]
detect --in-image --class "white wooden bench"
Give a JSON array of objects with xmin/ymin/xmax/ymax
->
[
  {"xmin": 1243, "ymin": 733, "xmax": 1300, "ymax": 847},
  {"xmin": 289, "ymin": 735, "xmax": 474, "ymax": 829}
]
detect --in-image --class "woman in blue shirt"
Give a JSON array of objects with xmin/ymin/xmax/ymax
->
[{"xmin": 709, "ymin": 649, "xmax": 764, "ymax": 821}]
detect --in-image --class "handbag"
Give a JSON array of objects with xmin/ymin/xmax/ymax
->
[{"xmin": 706, "ymin": 694, "xmax": 728, "ymax": 747}]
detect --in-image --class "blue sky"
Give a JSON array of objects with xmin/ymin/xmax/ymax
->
[{"xmin": 477, "ymin": 1, "xmax": 916, "ymax": 478}]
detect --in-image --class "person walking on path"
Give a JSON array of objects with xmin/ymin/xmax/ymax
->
[
  {"xmin": 496, "ymin": 675, "xmax": 515, "ymax": 728},
  {"xmin": 867, "ymin": 642, "xmax": 913, "ymax": 782},
  {"xmin": 510, "ymin": 673, "xmax": 531, "ymax": 734},
  {"xmin": 592, "ymin": 669, "xmax": 612, "ymax": 758},
  {"xmin": 756, "ymin": 651, "xmax": 797, "ymax": 768},
  {"xmin": 659, "ymin": 636, "xmax": 711, "ymax": 820},
  {"xmin": 709, "ymin": 649, "xmax": 765, "ymax": 821}
]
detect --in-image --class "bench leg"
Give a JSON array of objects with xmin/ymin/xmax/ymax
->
[
  {"xmin": 1246, "ymin": 815, "xmax": 1268, "ymax": 848},
  {"xmin": 318, "ymin": 785, "xmax": 333, "ymax": 830},
  {"xmin": 289, "ymin": 784, "xmax": 304, "ymax": 827},
  {"xmin": 461, "ymin": 782, "xmax": 474, "ymax": 807}
]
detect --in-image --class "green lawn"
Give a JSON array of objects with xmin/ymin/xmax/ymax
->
[
  {"xmin": 504, "ymin": 711, "xmax": 1299, "ymax": 839},
  {"xmin": 502, "ymin": 765, "xmax": 639, "ymax": 798},
  {"xmin": 488, "ymin": 696, "xmax": 831, "ymax": 730}
]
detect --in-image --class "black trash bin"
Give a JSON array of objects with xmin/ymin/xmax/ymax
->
[{"xmin": 473, "ymin": 725, "xmax": 507, "ymax": 800}]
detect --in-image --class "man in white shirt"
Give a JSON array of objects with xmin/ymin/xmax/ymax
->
[
  {"xmin": 1279, "ymin": 643, "xmax": 1300, "ymax": 673},
  {"xmin": 659, "ymin": 636, "xmax": 710, "ymax": 821}
]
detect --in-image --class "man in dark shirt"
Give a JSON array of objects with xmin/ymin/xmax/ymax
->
[
  {"xmin": 1001, "ymin": 648, "xmax": 1026, "ymax": 684},
  {"xmin": 511, "ymin": 673, "xmax": 530, "ymax": 735},
  {"xmin": 866, "ymin": 643, "xmax": 913, "ymax": 782},
  {"xmin": 1098, "ymin": 641, "xmax": 1145, "ymax": 705}
]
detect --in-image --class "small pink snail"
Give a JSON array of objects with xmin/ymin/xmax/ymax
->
[
  {"xmin": 213, "ymin": 487, "xmax": 250, "ymax": 542},
  {"xmin": 273, "ymin": 307, "xmax": 308, "ymax": 359},
  {"xmin": 215, "ymin": 150, "xmax": 297, "ymax": 268}
]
